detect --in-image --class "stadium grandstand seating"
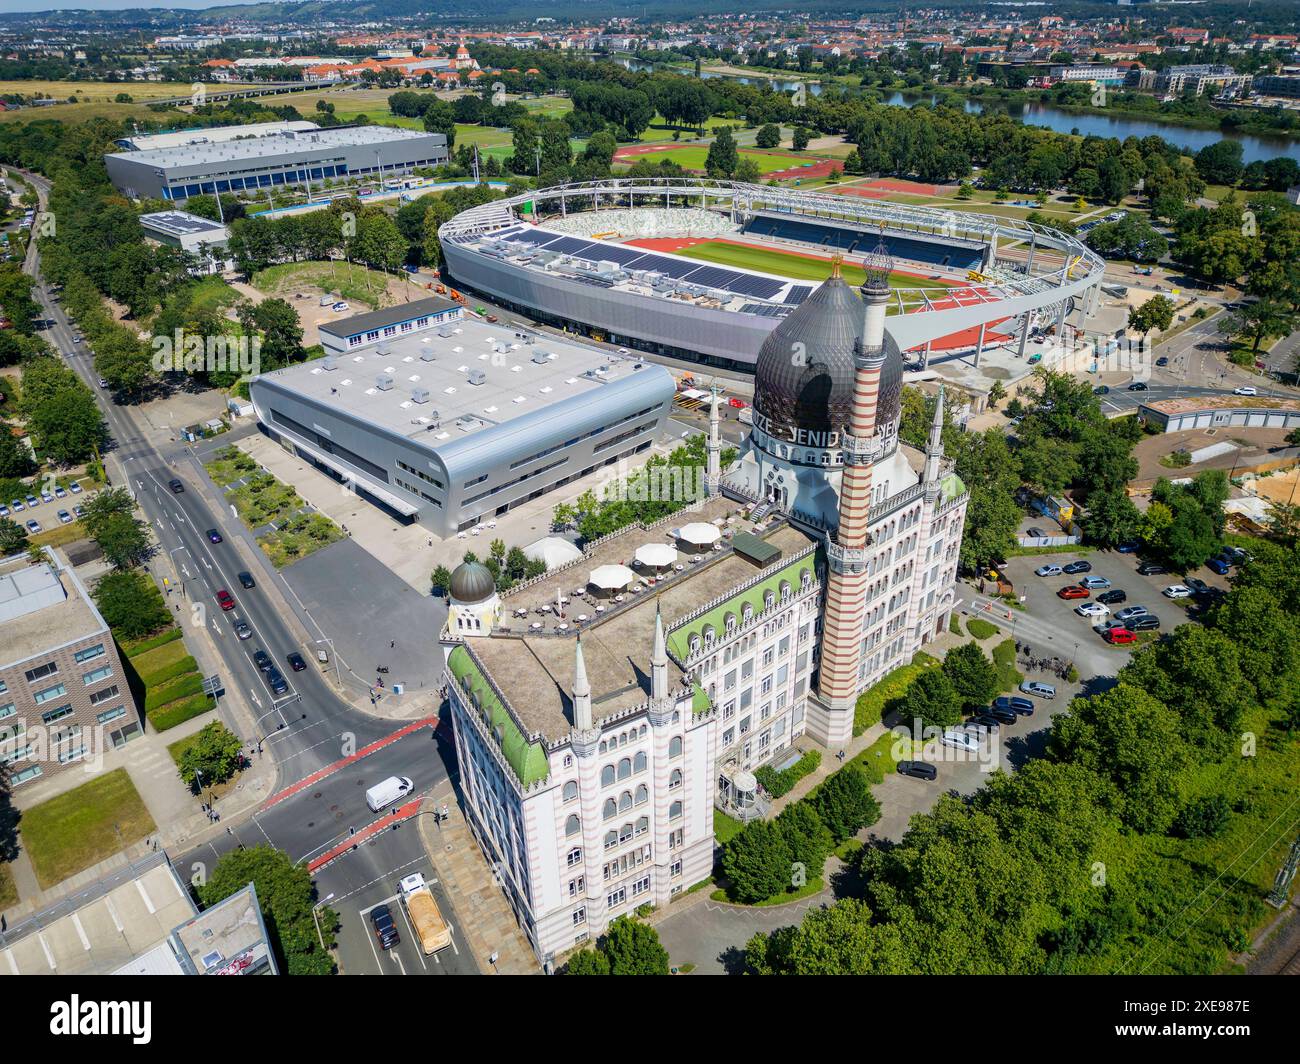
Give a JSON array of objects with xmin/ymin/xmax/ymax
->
[
  {"xmin": 742, "ymin": 213, "xmax": 983, "ymax": 271},
  {"xmin": 545, "ymin": 208, "xmax": 735, "ymax": 240}
]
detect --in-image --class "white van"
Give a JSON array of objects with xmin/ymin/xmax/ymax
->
[{"xmin": 365, "ymin": 775, "xmax": 414, "ymax": 812}]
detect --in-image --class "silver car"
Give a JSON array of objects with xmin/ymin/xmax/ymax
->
[{"xmin": 1020, "ymin": 681, "xmax": 1057, "ymax": 699}]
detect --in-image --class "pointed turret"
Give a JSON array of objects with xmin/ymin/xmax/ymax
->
[
  {"xmin": 572, "ymin": 636, "xmax": 592, "ymax": 732},
  {"xmin": 651, "ymin": 603, "xmax": 668, "ymax": 703},
  {"xmin": 923, "ymin": 384, "xmax": 946, "ymax": 493}
]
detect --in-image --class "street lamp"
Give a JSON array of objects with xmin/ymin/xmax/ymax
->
[{"xmin": 313, "ymin": 892, "xmax": 336, "ymax": 951}]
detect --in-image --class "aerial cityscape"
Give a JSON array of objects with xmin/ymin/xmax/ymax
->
[{"xmin": 0, "ymin": 0, "xmax": 1299, "ymax": 1004}]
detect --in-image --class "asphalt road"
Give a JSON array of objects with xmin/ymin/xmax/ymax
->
[{"xmin": 19, "ymin": 167, "xmax": 470, "ymax": 974}]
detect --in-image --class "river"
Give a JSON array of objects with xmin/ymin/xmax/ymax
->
[
  {"xmin": 879, "ymin": 92, "xmax": 1299, "ymax": 165},
  {"xmin": 614, "ymin": 59, "xmax": 1299, "ymax": 164}
]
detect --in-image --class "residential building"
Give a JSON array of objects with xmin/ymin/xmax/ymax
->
[{"xmin": 0, "ymin": 546, "xmax": 140, "ymax": 787}]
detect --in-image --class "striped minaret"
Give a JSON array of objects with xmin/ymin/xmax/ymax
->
[{"xmin": 816, "ymin": 244, "xmax": 893, "ymax": 720}]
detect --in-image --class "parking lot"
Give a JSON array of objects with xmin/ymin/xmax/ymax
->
[{"xmin": 968, "ymin": 548, "xmax": 1230, "ymax": 683}]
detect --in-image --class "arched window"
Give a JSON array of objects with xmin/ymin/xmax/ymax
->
[
  {"xmin": 562, "ymin": 781, "xmax": 578, "ymax": 802},
  {"xmin": 669, "ymin": 736, "xmax": 683, "ymax": 758},
  {"xmin": 764, "ymin": 591, "xmax": 775, "ymax": 610},
  {"xmin": 602, "ymin": 798, "xmax": 617, "ymax": 820},
  {"xmin": 619, "ymin": 822, "xmax": 634, "ymax": 844},
  {"xmin": 742, "ymin": 603, "xmax": 753, "ymax": 623},
  {"xmin": 635, "ymin": 784, "xmax": 648, "ymax": 805},
  {"xmin": 617, "ymin": 757, "xmax": 632, "ymax": 780},
  {"xmin": 618, "ymin": 791, "xmax": 633, "ymax": 813},
  {"xmin": 633, "ymin": 751, "xmax": 647, "ymax": 773},
  {"xmin": 601, "ymin": 765, "xmax": 615, "ymax": 787},
  {"xmin": 598, "ymin": 741, "xmax": 607, "ymax": 754},
  {"xmin": 605, "ymin": 830, "xmax": 618, "ymax": 849},
  {"xmin": 669, "ymin": 800, "xmax": 683, "ymax": 821},
  {"xmin": 565, "ymin": 814, "xmax": 580, "ymax": 837},
  {"xmin": 669, "ymin": 768, "xmax": 683, "ymax": 789},
  {"xmin": 635, "ymin": 816, "xmax": 649, "ymax": 836}
]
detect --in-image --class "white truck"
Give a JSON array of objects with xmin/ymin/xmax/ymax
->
[{"xmin": 399, "ymin": 873, "xmax": 452, "ymax": 955}]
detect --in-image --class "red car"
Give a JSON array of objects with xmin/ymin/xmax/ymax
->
[
  {"xmin": 216, "ymin": 589, "xmax": 236, "ymax": 611},
  {"xmin": 727, "ymin": 397, "xmax": 747, "ymax": 409},
  {"xmin": 1102, "ymin": 626, "xmax": 1137, "ymax": 645},
  {"xmin": 1057, "ymin": 585, "xmax": 1090, "ymax": 600}
]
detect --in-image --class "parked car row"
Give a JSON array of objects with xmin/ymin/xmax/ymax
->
[{"xmin": 1, "ymin": 480, "xmax": 83, "ymax": 518}]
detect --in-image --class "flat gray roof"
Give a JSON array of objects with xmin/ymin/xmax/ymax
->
[
  {"xmin": 471, "ymin": 510, "xmax": 815, "ymax": 740},
  {"xmin": 317, "ymin": 296, "xmax": 459, "ymax": 339},
  {"xmin": 0, "ymin": 552, "xmax": 104, "ymax": 670},
  {"xmin": 106, "ymin": 124, "xmax": 440, "ymax": 169},
  {"xmin": 254, "ymin": 315, "xmax": 662, "ymax": 443}
]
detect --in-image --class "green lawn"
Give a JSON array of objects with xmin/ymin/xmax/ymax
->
[
  {"xmin": 714, "ymin": 809, "xmax": 745, "ymax": 846},
  {"xmin": 615, "ymin": 143, "xmax": 814, "ymax": 174},
  {"xmin": 252, "ymin": 261, "xmax": 392, "ymax": 309},
  {"xmin": 19, "ymin": 769, "xmax": 156, "ymax": 889},
  {"xmin": 665, "ymin": 240, "xmax": 955, "ymax": 291},
  {"xmin": 0, "ymin": 864, "xmax": 17, "ymax": 910}
]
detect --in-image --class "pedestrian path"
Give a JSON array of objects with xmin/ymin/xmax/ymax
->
[{"xmin": 416, "ymin": 794, "xmax": 537, "ymax": 975}]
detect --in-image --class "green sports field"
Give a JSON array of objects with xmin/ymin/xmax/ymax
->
[
  {"xmin": 664, "ymin": 240, "xmax": 955, "ymax": 291},
  {"xmin": 615, "ymin": 145, "xmax": 814, "ymax": 174}
]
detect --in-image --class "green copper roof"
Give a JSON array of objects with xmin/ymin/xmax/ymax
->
[
  {"xmin": 448, "ymin": 645, "xmax": 550, "ymax": 788},
  {"xmin": 940, "ymin": 472, "xmax": 966, "ymax": 502},
  {"xmin": 667, "ymin": 554, "xmax": 815, "ymax": 662},
  {"xmin": 692, "ymin": 683, "xmax": 711, "ymax": 716}
]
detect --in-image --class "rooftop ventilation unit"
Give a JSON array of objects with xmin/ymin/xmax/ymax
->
[
  {"xmin": 531, "ymin": 350, "xmax": 552, "ymax": 365},
  {"xmin": 437, "ymin": 327, "xmax": 454, "ymax": 338},
  {"xmin": 376, "ymin": 373, "xmax": 394, "ymax": 391},
  {"xmin": 467, "ymin": 369, "xmax": 486, "ymax": 386},
  {"xmin": 420, "ymin": 348, "xmax": 437, "ymax": 362},
  {"xmin": 322, "ymin": 356, "xmax": 338, "ymax": 371},
  {"xmin": 411, "ymin": 386, "xmax": 430, "ymax": 404},
  {"xmin": 376, "ymin": 343, "xmax": 391, "ymax": 356}
]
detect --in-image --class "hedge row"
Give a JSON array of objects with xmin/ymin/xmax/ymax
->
[
  {"xmin": 137, "ymin": 655, "xmax": 198, "ymax": 689},
  {"xmin": 852, "ymin": 652, "xmax": 940, "ymax": 736},
  {"xmin": 122, "ymin": 626, "xmax": 183, "ymax": 658},
  {"xmin": 144, "ymin": 673, "xmax": 204, "ymax": 712},
  {"xmin": 753, "ymin": 750, "xmax": 821, "ymax": 799},
  {"xmin": 148, "ymin": 693, "xmax": 213, "ymax": 732}
]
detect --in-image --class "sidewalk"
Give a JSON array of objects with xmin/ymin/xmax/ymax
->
[{"xmin": 416, "ymin": 795, "xmax": 538, "ymax": 975}]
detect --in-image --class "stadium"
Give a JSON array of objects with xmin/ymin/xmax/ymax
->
[{"xmin": 438, "ymin": 179, "xmax": 1108, "ymax": 375}]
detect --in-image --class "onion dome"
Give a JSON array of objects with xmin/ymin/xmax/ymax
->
[{"xmin": 449, "ymin": 560, "xmax": 496, "ymax": 603}]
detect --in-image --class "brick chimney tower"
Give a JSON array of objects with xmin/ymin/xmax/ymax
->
[{"xmin": 814, "ymin": 241, "xmax": 893, "ymax": 739}]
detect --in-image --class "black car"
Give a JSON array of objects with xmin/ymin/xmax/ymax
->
[
  {"xmin": 986, "ymin": 705, "xmax": 1018, "ymax": 726},
  {"xmin": 1127, "ymin": 381, "xmax": 1148, "ymax": 391},
  {"xmin": 897, "ymin": 760, "xmax": 938, "ymax": 781},
  {"xmin": 265, "ymin": 666, "xmax": 289, "ymax": 695},
  {"xmin": 286, "ymin": 652, "xmax": 307, "ymax": 672},
  {"xmin": 206, "ymin": 528, "xmax": 223, "ymax": 544},
  {"xmin": 168, "ymin": 479, "xmax": 184, "ymax": 493},
  {"xmin": 1184, "ymin": 577, "xmax": 1211, "ymax": 596},
  {"xmin": 370, "ymin": 904, "xmax": 400, "ymax": 950},
  {"xmin": 237, "ymin": 571, "xmax": 256, "ymax": 589},
  {"xmin": 1062, "ymin": 560, "xmax": 1092, "ymax": 575},
  {"xmin": 1097, "ymin": 589, "xmax": 1127, "ymax": 605},
  {"xmin": 1126, "ymin": 614, "xmax": 1161, "ymax": 632},
  {"xmin": 1156, "ymin": 356, "xmax": 1169, "ymax": 367},
  {"xmin": 1137, "ymin": 562, "xmax": 1168, "ymax": 576},
  {"xmin": 969, "ymin": 714, "xmax": 1002, "ymax": 732},
  {"xmin": 994, "ymin": 695, "xmax": 1034, "ymax": 716},
  {"xmin": 253, "ymin": 650, "xmax": 273, "ymax": 672}
]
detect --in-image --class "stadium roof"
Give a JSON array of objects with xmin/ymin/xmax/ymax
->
[
  {"xmin": 116, "ymin": 120, "xmax": 320, "ymax": 152},
  {"xmin": 106, "ymin": 125, "xmax": 441, "ymax": 169}
]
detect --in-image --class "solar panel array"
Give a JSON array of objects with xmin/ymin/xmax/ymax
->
[
  {"xmin": 487, "ymin": 229, "xmax": 794, "ymax": 302},
  {"xmin": 784, "ymin": 286, "xmax": 812, "ymax": 305}
]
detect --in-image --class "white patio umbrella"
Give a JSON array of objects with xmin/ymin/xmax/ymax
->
[
  {"xmin": 589, "ymin": 563, "xmax": 637, "ymax": 592},
  {"xmin": 678, "ymin": 521, "xmax": 721, "ymax": 547},
  {"xmin": 634, "ymin": 542, "xmax": 677, "ymax": 569},
  {"xmin": 524, "ymin": 535, "xmax": 583, "ymax": 570}
]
